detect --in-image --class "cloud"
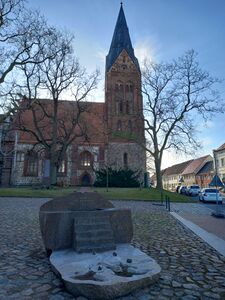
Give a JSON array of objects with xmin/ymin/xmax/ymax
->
[
  {"xmin": 201, "ymin": 136, "xmax": 213, "ymax": 147},
  {"xmin": 198, "ymin": 120, "xmax": 215, "ymax": 130},
  {"xmin": 204, "ymin": 120, "xmax": 215, "ymax": 129},
  {"xmin": 161, "ymin": 149, "xmax": 191, "ymax": 169},
  {"xmin": 96, "ymin": 48, "xmax": 108, "ymax": 64},
  {"xmin": 134, "ymin": 36, "xmax": 161, "ymax": 67},
  {"xmin": 134, "ymin": 41, "xmax": 153, "ymax": 67}
]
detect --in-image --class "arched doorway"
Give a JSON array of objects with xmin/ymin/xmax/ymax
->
[{"xmin": 81, "ymin": 173, "xmax": 91, "ymax": 186}]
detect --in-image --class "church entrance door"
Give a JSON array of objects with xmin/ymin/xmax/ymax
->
[{"xmin": 81, "ymin": 174, "xmax": 91, "ymax": 186}]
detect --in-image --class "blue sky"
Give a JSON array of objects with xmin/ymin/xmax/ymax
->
[{"xmin": 28, "ymin": 0, "xmax": 225, "ymax": 167}]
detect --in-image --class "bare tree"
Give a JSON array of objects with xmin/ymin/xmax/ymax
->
[
  {"xmin": 14, "ymin": 31, "xmax": 99, "ymax": 185},
  {"xmin": 0, "ymin": 0, "xmax": 57, "ymax": 115},
  {"xmin": 142, "ymin": 50, "xmax": 223, "ymax": 189}
]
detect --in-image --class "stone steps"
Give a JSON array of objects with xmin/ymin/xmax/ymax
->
[
  {"xmin": 76, "ymin": 229, "xmax": 113, "ymax": 239},
  {"xmin": 76, "ymin": 237, "xmax": 115, "ymax": 248},
  {"xmin": 74, "ymin": 214, "xmax": 116, "ymax": 253},
  {"xmin": 76, "ymin": 244, "xmax": 115, "ymax": 253},
  {"xmin": 74, "ymin": 216, "xmax": 111, "ymax": 225},
  {"xmin": 75, "ymin": 223, "xmax": 112, "ymax": 232}
]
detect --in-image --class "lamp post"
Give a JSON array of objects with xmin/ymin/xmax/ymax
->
[{"xmin": 105, "ymin": 143, "xmax": 109, "ymax": 192}]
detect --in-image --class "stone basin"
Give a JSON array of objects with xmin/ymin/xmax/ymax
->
[{"xmin": 50, "ymin": 244, "xmax": 161, "ymax": 300}]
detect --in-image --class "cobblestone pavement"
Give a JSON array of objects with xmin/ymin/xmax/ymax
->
[{"xmin": 1, "ymin": 198, "xmax": 225, "ymax": 299}]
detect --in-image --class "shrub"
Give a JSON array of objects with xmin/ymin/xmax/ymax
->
[{"xmin": 94, "ymin": 167, "xmax": 140, "ymax": 187}]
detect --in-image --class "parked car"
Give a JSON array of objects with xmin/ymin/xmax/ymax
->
[
  {"xmin": 199, "ymin": 188, "xmax": 223, "ymax": 204},
  {"xmin": 186, "ymin": 185, "xmax": 201, "ymax": 196},
  {"xmin": 175, "ymin": 185, "xmax": 181, "ymax": 193},
  {"xmin": 179, "ymin": 185, "xmax": 187, "ymax": 195}
]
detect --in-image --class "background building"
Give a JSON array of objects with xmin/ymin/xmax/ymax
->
[
  {"xmin": 162, "ymin": 155, "xmax": 213, "ymax": 190},
  {"xmin": 214, "ymin": 143, "xmax": 225, "ymax": 184}
]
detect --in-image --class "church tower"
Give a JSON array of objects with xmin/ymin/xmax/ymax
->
[{"xmin": 105, "ymin": 4, "xmax": 146, "ymax": 180}]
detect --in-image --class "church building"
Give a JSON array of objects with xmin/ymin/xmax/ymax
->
[{"xmin": 0, "ymin": 4, "xmax": 146, "ymax": 186}]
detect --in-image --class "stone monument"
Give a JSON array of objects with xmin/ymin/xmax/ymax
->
[{"xmin": 39, "ymin": 192, "xmax": 161, "ymax": 299}]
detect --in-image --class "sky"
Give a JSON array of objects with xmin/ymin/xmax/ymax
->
[{"xmin": 27, "ymin": 0, "xmax": 225, "ymax": 168}]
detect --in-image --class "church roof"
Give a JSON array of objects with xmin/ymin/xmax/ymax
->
[{"xmin": 106, "ymin": 4, "xmax": 140, "ymax": 72}]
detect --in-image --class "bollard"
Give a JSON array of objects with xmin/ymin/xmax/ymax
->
[
  {"xmin": 168, "ymin": 197, "xmax": 170, "ymax": 212},
  {"xmin": 165, "ymin": 195, "xmax": 168, "ymax": 209},
  {"xmin": 161, "ymin": 191, "xmax": 163, "ymax": 205}
]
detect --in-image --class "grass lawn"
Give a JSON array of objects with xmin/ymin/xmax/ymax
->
[
  {"xmin": 0, "ymin": 186, "xmax": 192, "ymax": 202},
  {"xmin": 0, "ymin": 187, "xmax": 76, "ymax": 198},
  {"xmin": 91, "ymin": 187, "xmax": 192, "ymax": 202}
]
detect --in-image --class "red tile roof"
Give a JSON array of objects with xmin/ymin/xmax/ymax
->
[
  {"xmin": 13, "ymin": 99, "xmax": 106, "ymax": 144},
  {"xmin": 216, "ymin": 143, "xmax": 225, "ymax": 151},
  {"xmin": 181, "ymin": 155, "xmax": 212, "ymax": 175},
  {"xmin": 162, "ymin": 160, "xmax": 193, "ymax": 176},
  {"xmin": 196, "ymin": 161, "xmax": 214, "ymax": 175}
]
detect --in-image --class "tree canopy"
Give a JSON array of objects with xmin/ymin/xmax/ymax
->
[{"xmin": 142, "ymin": 50, "xmax": 223, "ymax": 189}]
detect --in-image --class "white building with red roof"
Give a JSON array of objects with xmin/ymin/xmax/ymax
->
[{"xmin": 214, "ymin": 143, "xmax": 225, "ymax": 183}]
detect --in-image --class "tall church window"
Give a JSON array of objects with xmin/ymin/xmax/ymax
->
[
  {"xmin": 117, "ymin": 120, "xmax": 122, "ymax": 131},
  {"xmin": 123, "ymin": 153, "xmax": 128, "ymax": 168},
  {"xmin": 115, "ymin": 81, "xmax": 124, "ymax": 102},
  {"xmin": 126, "ymin": 81, "xmax": 134, "ymax": 114},
  {"xmin": 24, "ymin": 151, "xmax": 38, "ymax": 176},
  {"xmin": 58, "ymin": 158, "xmax": 67, "ymax": 175},
  {"xmin": 119, "ymin": 101, "xmax": 123, "ymax": 114},
  {"xmin": 115, "ymin": 101, "xmax": 119, "ymax": 115},
  {"xmin": 126, "ymin": 101, "xmax": 129, "ymax": 114},
  {"xmin": 128, "ymin": 120, "xmax": 132, "ymax": 132},
  {"xmin": 80, "ymin": 151, "xmax": 92, "ymax": 168}
]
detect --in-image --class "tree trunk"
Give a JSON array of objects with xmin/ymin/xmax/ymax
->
[
  {"xmin": 155, "ymin": 157, "xmax": 163, "ymax": 190},
  {"xmin": 50, "ymin": 160, "xmax": 57, "ymax": 185}
]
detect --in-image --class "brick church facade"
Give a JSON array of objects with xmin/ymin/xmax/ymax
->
[{"xmin": 0, "ymin": 5, "xmax": 146, "ymax": 186}]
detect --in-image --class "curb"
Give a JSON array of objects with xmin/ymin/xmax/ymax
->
[{"xmin": 171, "ymin": 212, "xmax": 225, "ymax": 257}]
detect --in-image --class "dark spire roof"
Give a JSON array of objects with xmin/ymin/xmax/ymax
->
[{"xmin": 106, "ymin": 5, "xmax": 140, "ymax": 72}]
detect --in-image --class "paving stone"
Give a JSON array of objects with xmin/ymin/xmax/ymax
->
[
  {"xmin": 172, "ymin": 281, "xmax": 182, "ymax": 288},
  {"xmin": 35, "ymin": 283, "xmax": 52, "ymax": 292},
  {"xmin": 203, "ymin": 291, "xmax": 221, "ymax": 299},
  {"xmin": 181, "ymin": 296, "xmax": 199, "ymax": 300},
  {"xmin": 1, "ymin": 198, "xmax": 225, "ymax": 299},
  {"xmin": 183, "ymin": 284, "xmax": 200, "ymax": 290},
  {"xmin": 21, "ymin": 288, "xmax": 34, "ymax": 296},
  {"xmin": 131, "ymin": 289, "xmax": 151, "ymax": 300},
  {"xmin": 49, "ymin": 295, "xmax": 65, "ymax": 300}
]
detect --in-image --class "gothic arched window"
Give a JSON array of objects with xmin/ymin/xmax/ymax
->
[
  {"xmin": 128, "ymin": 120, "xmax": 132, "ymax": 132},
  {"xmin": 119, "ymin": 101, "xmax": 123, "ymax": 114},
  {"xmin": 115, "ymin": 81, "xmax": 124, "ymax": 102},
  {"xmin": 126, "ymin": 81, "xmax": 134, "ymax": 94},
  {"xmin": 117, "ymin": 120, "xmax": 122, "ymax": 131},
  {"xmin": 126, "ymin": 81, "xmax": 134, "ymax": 114},
  {"xmin": 126, "ymin": 101, "xmax": 129, "ymax": 114},
  {"xmin": 58, "ymin": 155, "xmax": 67, "ymax": 175},
  {"xmin": 115, "ymin": 101, "xmax": 119, "ymax": 115},
  {"xmin": 80, "ymin": 151, "xmax": 93, "ymax": 168},
  {"xmin": 24, "ymin": 151, "xmax": 38, "ymax": 176}
]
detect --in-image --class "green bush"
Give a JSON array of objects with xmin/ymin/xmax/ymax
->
[{"xmin": 94, "ymin": 168, "xmax": 140, "ymax": 187}]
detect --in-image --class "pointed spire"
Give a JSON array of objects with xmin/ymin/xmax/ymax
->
[{"xmin": 106, "ymin": 4, "xmax": 140, "ymax": 72}]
